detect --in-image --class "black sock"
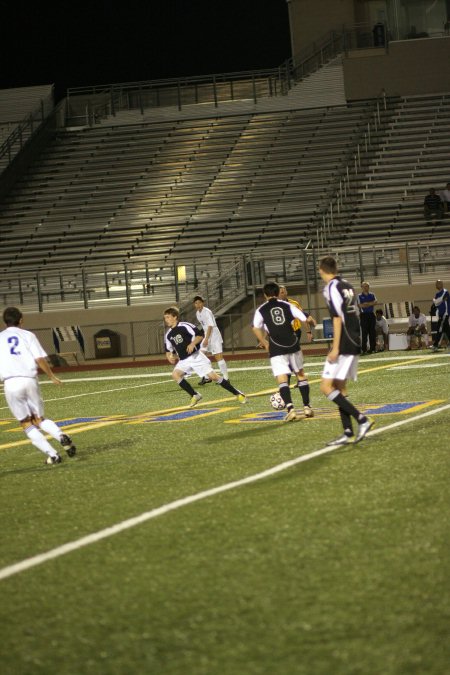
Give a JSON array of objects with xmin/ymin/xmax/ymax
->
[
  {"xmin": 217, "ymin": 376, "xmax": 240, "ymax": 395},
  {"xmin": 178, "ymin": 378, "xmax": 196, "ymax": 397},
  {"xmin": 327, "ymin": 390, "xmax": 366, "ymax": 423},
  {"xmin": 279, "ymin": 382, "xmax": 293, "ymax": 408},
  {"xmin": 297, "ymin": 379, "xmax": 310, "ymax": 406},
  {"xmin": 339, "ymin": 408, "xmax": 354, "ymax": 436}
]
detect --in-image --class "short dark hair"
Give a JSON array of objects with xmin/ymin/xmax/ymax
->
[
  {"xmin": 193, "ymin": 295, "xmax": 204, "ymax": 303},
  {"xmin": 375, "ymin": 309, "xmax": 383, "ymax": 315},
  {"xmin": 319, "ymin": 256, "xmax": 338, "ymax": 275},
  {"xmin": 263, "ymin": 282, "xmax": 280, "ymax": 298},
  {"xmin": 3, "ymin": 307, "xmax": 22, "ymax": 326},
  {"xmin": 413, "ymin": 306, "xmax": 421, "ymax": 312},
  {"xmin": 163, "ymin": 306, "xmax": 180, "ymax": 318}
]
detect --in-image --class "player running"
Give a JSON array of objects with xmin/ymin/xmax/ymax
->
[
  {"xmin": 164, "ymin": 307, "xmax": 247, "ymax": 406},
  {"xmin": 252, "ymin": 282, "xmax": 313, "ymax": 422}
]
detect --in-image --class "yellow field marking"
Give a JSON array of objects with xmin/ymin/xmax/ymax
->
[
  {"xmin": 126, "ymin": 406, "xmax": 234, "ymax": 424},
  {"xmin": 0, "ymin": 353, "xmax": 444, "ymax": 451}
]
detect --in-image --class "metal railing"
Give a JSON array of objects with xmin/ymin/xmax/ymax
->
[
  {"xmin": 312, "ymin": 90, "xmax": 395, "ymax": 252},
  {"xmin": 0, "ymin": 93, "xmax": 55, "ymax": 175},
  {"xmin": 65, "ymin": 68, "xmax": 289, "ymax": 126},
  {"xmin": 1, "ymin": 240, "xmax": 449, "ymax": 316}
]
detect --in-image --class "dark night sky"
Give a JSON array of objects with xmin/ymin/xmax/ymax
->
[{"xmin": 1, "ymin": 1, "xmax": 291, "ymax": 99}]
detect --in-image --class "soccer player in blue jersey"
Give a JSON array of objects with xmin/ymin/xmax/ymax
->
[
  {"xmin": 319, "ymin": 257, "xmax": 374, "ymax": 445},
  {"xmin": 431, "ymin": 279, "xmax": 450, "ymax": 351},
  {"xmin": 164, "ymin": 307, "xmax": 247, "ymax": 406}
]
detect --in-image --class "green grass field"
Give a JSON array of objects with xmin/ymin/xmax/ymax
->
[{"xmin": 1, "ymin": 352, "xmax": 449, "ymax": 675}]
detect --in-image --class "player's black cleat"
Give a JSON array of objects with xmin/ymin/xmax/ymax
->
[
  {"xmin": 60, "ymin": 433, "xmax": 76, "ymax": 457},
  {"xmin": 197, "ymin": 377, "xmax": 211, "ymax": 385}
]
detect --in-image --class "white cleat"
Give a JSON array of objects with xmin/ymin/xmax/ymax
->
[
  {"xmin": 303, "ymin": 405, "xmax": 314, "ymax": 418},
  {"xmin": 284, "ymin": 408, "xmax": 298, "ymax": 422},
  {"xmin": 326, "ymin": 434, "xmax": 353, "ymax": 446},
  {"xmin": 355, "ymin": 418, "xmax": 375, "ymax": 444}
]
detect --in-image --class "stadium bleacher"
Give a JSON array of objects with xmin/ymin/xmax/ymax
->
[{"xmin": 0, "ymin": 80, "xmax": 449, "ymax": 314}]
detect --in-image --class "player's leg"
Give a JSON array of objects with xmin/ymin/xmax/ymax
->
[
  {"xmin": 213, "ymin": 351, "xmax": 229, "ymax": 380},
  {"xmin": 320, "ymin": 356, "xmax": 374, "ymax": 443},
  {"xmin": 291, "ymin": 352, "xmax": 313, "ymax": 417},
  {"xmin": 19, "ymin": 417, "xmax": 62, "ymax": 463},
  {"xmin": 207, "ymin": 370, "xmax": 247, "ymax": 403},
  {"xmin": 5, "ymin": 381, "xmax": 61, "ymax": 464},
  {"xmin": 33, "ymin": 414, "xmax": 77, "ymax": 457},
  {"xmin": 269, "ymin": 355, "xmax": 296, "ymax": 420},
  {"xmin": 172, "ymin": 365, "xmax": 201, "ymax": 406}
]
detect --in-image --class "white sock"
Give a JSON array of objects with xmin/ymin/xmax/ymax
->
[
  {"xmin": 217, "ymin": 359, "xmax": 228, "ymax": 379},
  {"xmin": 39, "ymin": 418, "xmax": 62, "ymax": 441},
  {"xmin": 24, "ymin": 426, "xmax": 58, "ymax": 457},
  {"xmin": 406, "ymin": 334, "xmax": 411, "ymax": 346}
]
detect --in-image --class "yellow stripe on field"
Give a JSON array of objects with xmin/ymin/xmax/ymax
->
[{"xmin": 0, "ymin": 354, "xmax": 444, "ymax": 451}]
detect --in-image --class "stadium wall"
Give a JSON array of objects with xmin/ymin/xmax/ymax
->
[
  {"xmin": 287, "ymin": 0, "xmax": 355, "ymax": 60},
  {"xmin": 343, "ymin": 35, "xmax": 450, "ymax": 99},
  {"xmin": 21, "ymin": 278, "xmax": 439, "ymax": 357}
]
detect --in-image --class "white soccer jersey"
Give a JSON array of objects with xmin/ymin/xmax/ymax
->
[
  {"xmin": 0, "ymin": 326, "xmax": 47, "ymax": 380},
  {"xmin": 408, "ymin": 313, "xmax": 427, "ymax": 329},
  {"xmin": 376, "ymin": 316, "xmax": 389, "ymax": 335},
  {"xmin": 196, "ymin": 306, "xmax": 223, "ymax": 353}
]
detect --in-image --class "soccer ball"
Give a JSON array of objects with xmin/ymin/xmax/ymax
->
[{"xmin": 269, "ymin": 392, "xmax": 285, "ymax": 410}]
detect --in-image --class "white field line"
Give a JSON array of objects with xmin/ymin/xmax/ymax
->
[
  {"xmin": 0, "ymin": 379, "xmax": 172, "ymax": 411},
  {"xmin": 1, "ymin": 401, "xmax": 449, "ymax": 582}
]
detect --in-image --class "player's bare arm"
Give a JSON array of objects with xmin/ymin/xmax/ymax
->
[
  {"xmin": 252, "ymin": 326, "xmax": 269, "ymax": 351},
  {"xmin": 166, "ymin": 351, "xmax": 178, "ymax": 365},
  {"xmin": 328, "ymin": 317, "xmax": 342, "ymax": 363},
  {"xmin": 202, "ymin": 326, "xmax": 213, "ymax": 347},
  {"xmin": 186, "ymin": 335, "xmax": 203, "ymax": 354},
  {"xmin": 36, "ymin": 357, "xmax": 61, "ymax": 385}
]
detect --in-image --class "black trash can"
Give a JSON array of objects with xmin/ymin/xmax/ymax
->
[{"xmin": 94, "ymin": 329, "xmax": 121, "ymax": 359}]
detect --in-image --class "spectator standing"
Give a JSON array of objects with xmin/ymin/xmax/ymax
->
[
  {"xmin": 0, "ymin": 307, "xmax": 76, "ymax": 465},
  {"xmin": 431, "ymin": 280, "xmax": 450, "ymax": 351},
  {"xmin": 406, "ymin": 306, "xmax": 430, "ymax": 350},
  {"xmin": 375, "ymin": 308, "xmax": 389, "ymax": 351},
  {"xmin": 193, "ymin": 295, "xmax": 228, "ymax": 385},
  {"xmin": 357, "ymin": 282, "xmax": 377, "ymax": 354},
  {"xmin": 424, "ymin": 188, "xmax": 444, "ymax": 222}
]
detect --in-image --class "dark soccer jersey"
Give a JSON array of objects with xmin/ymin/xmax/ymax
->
[
  {"xmin": 323, "ymin": 276, "xmax": 361, "ymax": 355},
  {"xmin": 253, "ymin": 298, "xmax": 307, "ymax": 356},
  {"xmin": 164, "ymin": 321, "xmax": 203, "ymax": 360}
]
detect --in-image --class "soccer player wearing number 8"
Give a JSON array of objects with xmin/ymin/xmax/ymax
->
[
  {"xmin": 318, "ymin": 257, "xmax": 374, "ymax": 445},
  {"xmin": 164, "ymin": 307, "xmax": 247, "ymax": 406},
  {"xmin": 252, "ymin": 282, "xmax": 313, "ymax": 422},
  {"xmin": 0, "ymin": 307, "xmax": 76, "ymax": 465}
]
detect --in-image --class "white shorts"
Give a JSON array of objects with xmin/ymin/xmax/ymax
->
[
  {"xmin": 201, "ymin": 332, "xmax": 223, "ymax": 356},
  {"xmin": 175, "ymin": 351, "xmax": 213, "ymax": 378},
  {"xmin": 322, "ymin": 354, "xmax": 359, "ymax": 382},
  {"xmin": 270, "ymin": 351, "xmax": 304, "ymax": 378},
  {"xmin": 4, "ymin": 377, "xmax": 44, "ymax": 421}
]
